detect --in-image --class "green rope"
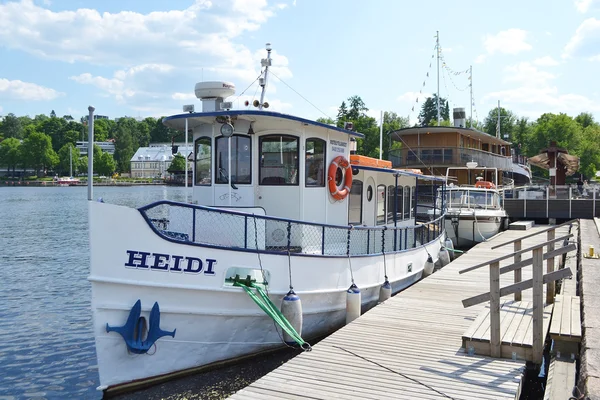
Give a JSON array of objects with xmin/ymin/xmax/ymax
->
[{"xmin": 234, "ymin": 281, "xmax": 306, "ymax": 347}]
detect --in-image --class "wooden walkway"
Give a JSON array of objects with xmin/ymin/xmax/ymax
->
[{"xmin": 229, "ymin": 226, "xmax": 570, "ymax": 400}]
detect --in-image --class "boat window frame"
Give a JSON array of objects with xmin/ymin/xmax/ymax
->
[
  {"xmin": 348, "ymin": 179, "xmax": 363, "ymax": 225},
  {"xmin": 194, "ymin": 136, "xmax": 212, "ymax": 186},
  {"xmin": 376, "ymin": 184, "xmax": 386, "ymax": 225},
  {"xmin": 215, "ymin": 134, "xmax": 252, "ymax": 185},
  {"xmin": 259, "ymin": 134, "xmax": 300, "ymax": 186},
  {"xmin": 305, "ymin": 137, "xmax": 326, "ymax": 187}
]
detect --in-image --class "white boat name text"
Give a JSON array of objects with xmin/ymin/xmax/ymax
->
[{"xmin": 125, "ymin": 250, "xmax": 217, "ymax": 275}]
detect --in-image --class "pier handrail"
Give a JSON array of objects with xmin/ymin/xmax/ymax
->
[
  {"xmin": 459, "ymin": 234, "xmax": 573, "ymax": 274},
  {"xmin": 490, "ymin": 219, "xmax": 577, "ymax": 250},
  {"xmin": 459, "ymin": 222, "xmax": 577, "ymax": 364}
]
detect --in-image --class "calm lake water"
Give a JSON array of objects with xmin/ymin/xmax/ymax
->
[{"xmin": 0, "ymin": 185, "xmax": 188, "ymax": 400}]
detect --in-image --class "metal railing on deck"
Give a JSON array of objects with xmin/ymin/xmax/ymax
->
[
  {"xmin": 504, "ymin": 185, "xmax": 600, "ymax": 219},
  {"xmin": 458, "ymin": 220, "xmax": 578, "ymax": 363},
  {"xmin": 139, "ymin": 200, "xmax": 446, "ymax": 257},
  {"xmin": 390, "ymin": 146, "xmax": 512, "ymax": 170}
]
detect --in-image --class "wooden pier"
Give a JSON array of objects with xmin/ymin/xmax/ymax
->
[{"xmin": 229, "ymin": 225, "xmax": 574, "ymax": 400}]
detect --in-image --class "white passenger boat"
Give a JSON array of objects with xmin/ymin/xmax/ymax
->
[{"xmin": 89, "ymin": 45, "xmax": 447, "ymax": 393}]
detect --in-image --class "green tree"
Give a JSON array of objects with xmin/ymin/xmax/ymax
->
[
  {"xmin": 578, "ymin": 124, "xmax": 600, "ymax": 179},
  {"xmin": 418, "ymin": 95, "xmax": 449, "ymax": 126},
  {"xmin": 39, "ymin": 116, "xmax": 67, "ymax": 152},
  {"xmin": 575, "ymin": 112, "xmax": 596, "ymax": 129},
  {"xmin": 21, "ymin": 130, "xmax": 58, "ymax": 176},
  {"xmin": 530, "ymin": 113, "xmax": 582, "ymax": 157},
  {"xmin": 483, "ymin": 106, "xmax": 516, "ymax": 140},
  {"xmin": 50, "ymin": 110, "xmax": 56, "ymax": 118},
  {"xmin": 113, "ymin": 119, "xmax": 136, "ymax": 172},
  {"xmin": 382, "ymin": 112, "xmax": 409, "ymax": 159},
  {"xmin": 336, "ymin": 101, "xmax": 348, "ymax": 123},
  {"xmin": 168, "ymin": 154, "xmax": 186, "ymax": 173},
  {"xmin": 57, "ymin": 143, "xmax": 80, "ymax": 176},
  {"xmin": 0, "ymin": 138, "xmax": 22, "ymax": 177},
  {"xmin": 95, "ymin": 151, "xmax": 116, "ymax": 176},
  {"xmin": 316, "ymin": 117, "xmax": 335, "ymax": 125},
  {"xmin": 79, "ymin": 155, "xmax": 88, "ymax": 174},
  {"xmin": 0, "ymin": 113, "xmax": 23, "ymax": 139}
]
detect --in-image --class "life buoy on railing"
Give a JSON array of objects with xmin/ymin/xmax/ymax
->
[
  {"xmin": 327, "ymin": 156, "xmax": 353, "ymax": 201},
  {"xmin": 475, "ymin": 180, "xmax": 496, "ymax": 189}
]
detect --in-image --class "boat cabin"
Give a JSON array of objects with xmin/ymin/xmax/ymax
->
[{"xmin": 162, "ymin": 82, "xmax": 441, "ymax": 230}]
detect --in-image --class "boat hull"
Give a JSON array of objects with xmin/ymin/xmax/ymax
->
[
  {"xmin": 445, "ymin": 214, "xmax": 503, "ymax": 247},
  {"xmin": 89, "ymin": 201, "xmax": 443, "ymax": 390}
]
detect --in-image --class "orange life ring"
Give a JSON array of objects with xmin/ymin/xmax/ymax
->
[
  {"xmin": 328, "ymin": 156, "xmax": 353, "ymax": 200},
  {"xmin": 475, "ymin": 180, "xmax": 496, "ymax": 189}
]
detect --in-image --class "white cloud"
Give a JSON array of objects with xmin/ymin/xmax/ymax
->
[
  {"xmin": 563, "ymin": 18, "xmax": 600, "ymax": 60},
  {"xmin": 0, "ymin": 78, "xmax": 64, "ymax": 100},
  {"xmin": 396, "ymin": 91, "xmax": 433, "ymax": 103},
  {"xmin": 474, "ymin": 55, "xmax": 486, "ymax": 64},
  {"xmin": 574, "ymin": 0, "xmax": 600, "ymax": 12},
  {"xmin": 483, "ymin": 62, "xmax": 600, "ymax": 118},
  {"xmin": 482, "ymin": 29, "xmax": 532, "ymax": 55},
  {"xmin": 533, "ymin": 56, "xmax": 560, "ymax": 66}
]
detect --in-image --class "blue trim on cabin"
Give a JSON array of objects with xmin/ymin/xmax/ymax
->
[{"xmin": 162, "ymin": 110, "xmax": 365, "ymax": 138}]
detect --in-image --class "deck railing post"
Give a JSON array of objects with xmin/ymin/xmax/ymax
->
[
  {"xmin": 594, "ymin": 187, "xmax": 597, "ymax": 218},
  {"xmin": 514, "ymin": 239, "xmax": 522, "ymax": 301},
  {"xmin": 569, "ymin": 186, "xmax": 572, "ymax": 218},
  {"xmin": 490, "ymin": 261, "xmax": 501, "ymax": 358},
  {"xmin": 532, "ymin": 246, "xmax": 544, "ymax": 364},
  {"xmin": 546, "ymin": 228, "xmax": 555, "ymax": 304},
  {"xmin": 546, "ymin": 186, "xmax": 549, "ymax": 218},
  {"xmin": 523, "ymin": 188, "xmax": 527, "ymax": 218}
]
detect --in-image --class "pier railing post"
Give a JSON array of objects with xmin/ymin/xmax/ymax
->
[
  {"xmin": 490, "ymin": 261, "xmax": 501, "ymax": 358},
  {"xmin": 546, "ymin": 186, "xmax": 549, "ymax": 218},
  {"xmin": 514, "ymin": 239, "xmax": 522, "ymax": 301},
  {"xmin": 532, "ymin": 247, "xmax": 544, "ymax": 364},
  {"xmin": 546, "ymin": 228, "xmax": 555, "ymax": 304}
]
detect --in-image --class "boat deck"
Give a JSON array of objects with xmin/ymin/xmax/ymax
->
[{"xmin": 229, "ymin": 226, "xmax": 570, "ymax": 399}]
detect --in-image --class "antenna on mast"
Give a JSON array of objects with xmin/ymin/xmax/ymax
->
[
  {"xmin": 258, "ymin": 43, "xmax": 272, "ymax": 110},
  {"xmin": 436, "ymin": 31, "xmax": 440, "ymax": 126},
  {"xmin": 469, "ymin": 65, "xmax": 473, "ymax": 128}
]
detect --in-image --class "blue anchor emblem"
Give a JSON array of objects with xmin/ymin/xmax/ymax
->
[{"xmin": 106, "ymin": 300, "xmax": 176, "ymax": 354}]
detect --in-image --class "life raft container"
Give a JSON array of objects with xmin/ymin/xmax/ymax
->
[
  {"xmin": 475, "ymin": 180, "xmax": 496, "ymax": 189},
  {"xmin": 327, "ymin": 156, "xmax": 353, "ymax": 200}
]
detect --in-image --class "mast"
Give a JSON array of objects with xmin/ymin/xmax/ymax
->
[
  {"xmin": 258, "ymin": 43, "xmax": 272, "ymax": 110},
  {"xmin": 469, "ymin": 65, "xmax": 473, "ymax": 128},
  {"xmin": 69, "ymin": 146, "xmax": 73, "ymax": 177},
  {"xmin": 436, "ymin": 31, "xmax": 440, "ymax": 126},
  {"xmin": 496, "ymin": 100, "xmax": 501, "ymax": 139}
]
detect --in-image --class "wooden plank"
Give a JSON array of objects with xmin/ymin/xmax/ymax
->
[
  {"xmin": 502, "ymin": 302, "xmax": 528, "ymax": 344},
  {"xmin": 550, "ymin": 295, "xmax": 564, "ymax": 338},
  {"xmin": 511, "ymin": 302, "xmax": 532, "ymax": 346},
  {"xmin": 462, "ymin": 305, "xmax": 491, "ymax": 340},
  {"xmin": 462, "ymin": 268, "xmax": 573, "ymax": 308},
  {"xmin": 490, "ymin": 261, "xmax": 501, "ymax": 358},
  {"xmin": 532, "ymin": 247, "xmax": 544, "ymax": 364},
  {"xmin": 459, "ymin": 234, "xmax": 573, "ymax": 274},
  {"xmin": 547, "ymin": 228, "xmax": 556, "ymax": 304},
  {"xmin": 571, "ymin": 296, "xmax": 582, "ymax": 340},
  {"xmin": 514, "ymin": 240, "xmax": 522, "ymax": 301}
]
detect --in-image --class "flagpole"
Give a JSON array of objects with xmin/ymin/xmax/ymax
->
[{"xmin": 379, "ymin": 110, "xmax": 383, "ymax": 160}]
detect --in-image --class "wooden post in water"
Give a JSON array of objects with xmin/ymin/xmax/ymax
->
[
  {"xmin": 490, "ymin": 261, "xmax": 501, "ymax": 358},
  {"xmin": 532, "ymin": 247, "xmax": 544, "ymax": 364},
  {"xmin": 546, "ymin": 229, "xmax": 556, "ymax": 304},
  {"xmin": 514, "ymin": 240, "xmax": 522, "ymax": 301}
]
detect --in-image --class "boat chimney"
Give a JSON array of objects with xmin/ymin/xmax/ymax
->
[
  {"xmin": 453, "ymin": 107, "xmax": 466, "ymax": 128},
  {"xmin": 194, "ymin": 81, "xmax": 236, "ymax": 112}
]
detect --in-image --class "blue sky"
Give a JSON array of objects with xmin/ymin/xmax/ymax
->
[{"xmin": 1, "ymin": 0, "xmax": 599, "ymax": 125}]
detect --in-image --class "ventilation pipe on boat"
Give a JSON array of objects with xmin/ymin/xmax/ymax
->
[
  {"xmin": 194, "ymin": 82, "xmax": 236, "ymax": 112},
  {"xmin": 346, "ymin": 284, "xmax": 361, "ymax": 324},
  {"xmin": 280, "ymin": 289, "xmax": 303, "ymax": 345},
  {"xmin": 453, "ymin": 108, "xmax": 466, "ymax": 128},
  {"xmin": 445, "ymin": 238, "xmax": 455, "ymax": 260},
  {"xmin": 423, "ymin": 255, "xmax": 435, "ymax": 277}
]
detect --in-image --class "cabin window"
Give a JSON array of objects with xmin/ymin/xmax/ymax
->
[
  {"xmin": 387, "ymin": 185, "xmax": 400, "ymax": 222},
  {"xmin": 366, "ymin": 185, "xmax": 373, "ymax": 202},
  {"xmin": 397, "ymin": 186, "xmax": 404, "ymax": 220},
  {"xmin": 305, "ymin": 138, "xmax": 326, "ymax": 187},
  {"xmin": 411, "ymin": 186, "xmax": 416, "ymax": 218},
  {"xmin": 376, "ymin": 185, "xmax": 386, "ymax": 225},
  {"xmin": 259, "ymin": 135, "xmax": 299, "ymax": 185},
  {"xmin": 403, "ymin": 185, "xmax": 411, "ymax": 219},
  {"xmin": 195, "ymin": 137, "xmax": 212, "ymax": 186},
  {"xmin": 348, "ymin": 180, "xmax": 363, "ymax": 225},
  {"xmin": 215, "ymin": 135, "xmax": 251, "ymax": 185}
]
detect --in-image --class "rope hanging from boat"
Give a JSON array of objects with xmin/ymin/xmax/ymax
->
[
  {"xmin": 234, "ymin": 280, "xmax": 310, "ymax": 350},
  {"xmin": 381, "ymin": 226, "xmax": 388, "ymax": 280},
  {"xmin": 347, "ymin": 225, "xmax": 355, "ymax": 284},
  {"xmin": 286, "ymin": 224, "xmax": 294, "ymax": 290}
]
